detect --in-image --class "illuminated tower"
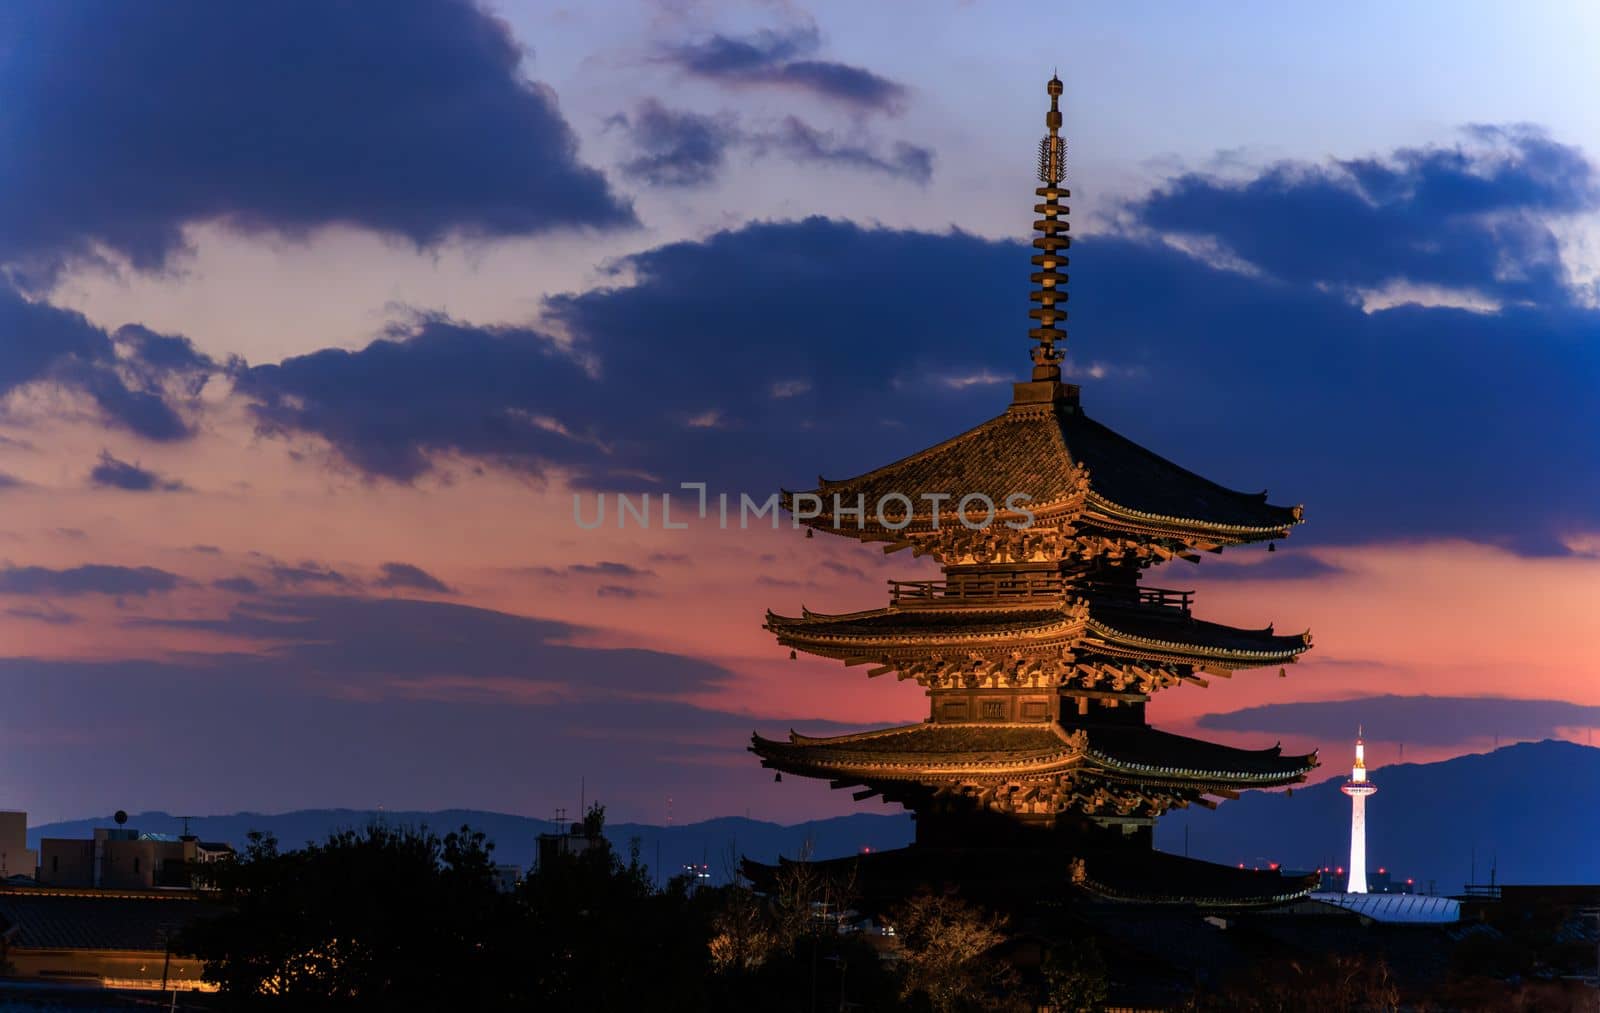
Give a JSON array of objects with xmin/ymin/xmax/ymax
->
[{"xmin": 1340, "ymin": 729, "xmax": 1377, "ymax": 893}]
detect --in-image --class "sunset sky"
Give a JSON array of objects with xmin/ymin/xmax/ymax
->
[{"xmin": 3, "ymin": 0, "xmax": 1598, "ymax": 826}]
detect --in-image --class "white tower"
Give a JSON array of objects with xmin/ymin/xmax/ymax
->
[{"xmin": 1340, "ymin": 728, "xmax": 1377, "ymax": 894}]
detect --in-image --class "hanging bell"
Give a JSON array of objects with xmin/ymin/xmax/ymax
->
[
  {"xmin": 806, "ymin": 528, "xmax": 814, "ymax": 539},
  {"xmin": 774, "ymin": 772, "xmax": 783, "ymax": 783},
  {"xmin": 1267, "ymin": 542, "xmax": 1276, "ymax": 553},
  {"xmin": 789, "ymin": 649, "xmax": 797, "ymax": 660}
]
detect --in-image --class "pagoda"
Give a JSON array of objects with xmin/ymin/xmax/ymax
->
[{"xmin": 748, "ymin": 76, "xmax": 1319, "ymax": 908}]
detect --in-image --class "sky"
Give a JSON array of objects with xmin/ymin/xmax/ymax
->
[{"xmin": 2, "ymin": 0, "xmax": 1598, "ymax": 826}]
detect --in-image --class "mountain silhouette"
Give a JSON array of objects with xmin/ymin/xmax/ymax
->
[{"xmin": 24, "ymin": 740, "xmax": 1597, "ymax": 888}]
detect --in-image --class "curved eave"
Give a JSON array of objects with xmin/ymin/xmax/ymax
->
[
  {"xmin": 1084, "ymin": 491, "xmax": 1303, "ymax": 544},
  {"xmin": 765, "ymin": 605, "xmax": 1088, "ymax": 650},
  {"xmin": 750, "ymin": 724, "xmax": 1087, "ymax": 778},
  {"xmin": 1086, "ymin": 617, "xmax": 1312, "ymax": 667},
  {"xmin": 752, "ymin": 724, "xmax": 1316, "ymax": 786},
  {"xmin": 1086, "ymin": 745, "xmax": 1317, "ymax": 786}
]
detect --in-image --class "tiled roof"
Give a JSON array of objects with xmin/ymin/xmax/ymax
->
[
  {"xmin": 795, "ymin": 399, "xmax": 1300, "ymax": 541},
  {"xmin": 766, "ymin": 603, "xmax": 1082, "ymax": 644},
  {"xmin": 751, "ymin": 721, "xmax": 1315, "ymax": 784},
  {"xmin": 1085, "ymin": 725, "xmax": 1317, "ymax": 781},
  {"xmin": 752, "ymin": 722, "xmax": 1078, "ymax": 774},
  {"xmin": 765, "ymin": 598, "xmax": 1308, "ymax": 668},
  {"xmin": 0, "ymin": 886, "xmax": 213, "ymax": 952},
  {"xmin": 1086, "ymin": 603, "xmax": 1312, "ymax": 664}
]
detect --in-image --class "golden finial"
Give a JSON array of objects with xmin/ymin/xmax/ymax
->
[{"xmin": 1028, "ymin": 74, "xmax": 1068, "ymax": 382}]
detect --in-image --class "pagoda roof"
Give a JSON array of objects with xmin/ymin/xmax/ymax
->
[
  {"xmin": 1085, "ymin": 604, "xmax": 1312, "ymax": 666},
  {"xmin": 766, "ymin": 601, "xmax": 1087, "ymax": 649},
  {"xmin": 750, "ymin": 721, "xmax": 1316, "ymax": 786},
  {"xmin": 766, "ymin": 599, "xmax": 1310, "ymax": 668},
  {"xmin": 790, "ymin": 396, "xmax": 1301, "ymax": 544}
]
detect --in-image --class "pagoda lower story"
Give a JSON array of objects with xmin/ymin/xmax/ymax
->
[{"xmin": 746, "ymin": 75, "xmax": 1320, "ymax": 911}]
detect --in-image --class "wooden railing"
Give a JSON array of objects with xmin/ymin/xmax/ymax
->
[
  {"xmin": 888, "ymin": 573, "xmax": 1061, "ymax": 604},
  {"xmin": 886, "ymin": 575, "xmax": 1193, "ymax": 613},
  {"xmin": 1083, "ymin": 582, "xmax": 1193, "ymax": 614}
]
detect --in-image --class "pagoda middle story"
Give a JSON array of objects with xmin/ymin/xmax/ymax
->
[{"xmin": 748, "ymin": 75, "xmax": 1320, "ymax": 909}]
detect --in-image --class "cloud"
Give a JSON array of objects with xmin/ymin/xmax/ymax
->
[
  {"xmin": 662, "ymin": 26, "xmax": 905, "ymax": 113},
  {"xmin": 1129, "ymin": 126, "xmax": 1598, "ymax": 305},
  {"xmin": 1, "ymin": 284, "xmax": 205, "ymax": 440},
  {"xmin": 267, "ymin": 562, "xmax": 355, "ymax": 588},
  {"xmin": 4, "ymin": 604, "xmax": 79, "ymax": 625},
  {"xmin": 0, "ymin": 0, "xmax": 632, "ymax": 279},
  {"xmin": 212, "ymin": 577, "xmax": 262, "ymax": 594},
  {"xmin": 376, "ymin": 561, "xmax": 454, "ymax": 594},
  {"xmin": 1196, "ymin": 694, "xmax": 1600, "ymax": 748},
  {"xmin": 231, "ymin": 132, "xmax": 1600, "ymax": 549},
  {"xmin": 141, "ymin": 594, "xmax": 728, "ymax": 696},
  {"xmin": 757, "ymin": 118, "xmax": 932, "ymax": 183},
  {"xmin": 617, "ymin": 101, "xmax": 738, "ymax": 187},
  {"xmin": 615, "ymin": 101, "xmax": 932, "ymax": 187},
  {"xmin": 233, "ymin": 314, "xmax": 597, "ymax": 482},
  {"xmin": 532, "ymin": 561, "xmax": 656, "ymax": 580},
  {"xmin": 596, "ymin": 584, "xmax": 655, "ymax": 599},
  {"xmin": 1186, "ymin": 553, "xmax": 1345, "ymax": 582},
  {"xmin": 88, "ymin": 450, "xmax": 187, "ymax": 492},
  {"xmin": 0, "ymin": 564, "xmax": 181, "ymax": 597},
  {"xmin": 0, "ymin": 471, "xmax": 23, "ymax": 490}
]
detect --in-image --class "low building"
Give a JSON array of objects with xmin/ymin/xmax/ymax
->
[
  {"xmin": 0, "ymin": 883, "xmax": 216, "ymax": 991},
  {"xmin": 38, "ymin": 824, "xmax": 233, "ymax": 891}
]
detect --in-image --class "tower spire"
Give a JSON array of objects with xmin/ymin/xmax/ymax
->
[{"xmin": 1029, "ymin": 74, "xmax": 1068, "ymax": 381}]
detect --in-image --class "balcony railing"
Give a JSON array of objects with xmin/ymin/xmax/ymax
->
[
  {"xmin": 1083, "ymin": 582, "xmax": 1193, "ymax": 614},
  {"xmin": 886, "ymin": 575, "xmax": 1194, "ymax": 614},
  {"xmin": 888, "ymin": 573, "xmax": 1062, "ymax": 604}
]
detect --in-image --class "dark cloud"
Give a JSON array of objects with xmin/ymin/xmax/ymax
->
[
  {"xmin": 531, "ymin": 561, "xmax": 656, "ymax": 580},
  {"xmin": 663, "ymin": 26, "xmax": 905, "ymax": 112},
  {"xmin": 618, "ymin": 101, "xmax": 738, "ymax": 187},
  {"xmin": 0, "ymin": 0, "xmax": 632, "ymax": 279},
  {"xmin": 615, "ymin": 101, "xmax": 932, "ymax": 188},
  {"xmin": 376, "ymin": 561, "xmax": 454, "ymax": 594},
  {"xmin": 233, "ymin": 132, "xmax": 1600, "ymax": 550},
  {"xmin": 88, "ymin": 450, "xmax": 187, "ymax": 492},
  {"xmin": 1181, "ymin": 553, "xmax": 1345, "ymax": 582},
  {"xmin": 1, "ymin": 286, "xmax": 210, "ymax": 440},
  {"xmin": 596, "ymin": 584, "xmax": 655, "ymax": 599},
  {"xmin": 212, "ymin": 577, "xmax": 262, "ymax": 594},
  {"xmin": 141, "ymin": 595, "xmax": 728, "ymax": 695},
  {"xmin": 0, "ymin": 471, "xmax": 23, "ymax": 490},
  {"xmin": 1129, "ymin": 126, "xmax": 1597, "ymax": 304},
  {"xmin": 268, "ymin": 563, "xmax": 355, "ymax": 588},
  {"xmin": 0, "ymin": 564, "xmax": 181, "ymax": 597},
  {"xmin": 0, "ymin": 645, "xmax": 863, "ymax": 821},
  {"xmin": 1197, "ymin": 694, "xmax": 1600, "ymax": 748},
  {"xmin": 759, "ymin": 118, "xmax": 933, "ymax": 183},
  {"xmin": 4, "ymin": 604, "xmax": 79, "ymax": 625},
  {"xmin": 817, "ymin": 560, "xmax": 869, "ymax": 580},
  {"xmin": 234, "ymin": 314, "xmax": 596, "ymax": 482}
]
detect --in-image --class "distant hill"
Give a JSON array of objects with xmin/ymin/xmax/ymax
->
[
  {"xmin": 1156, "ymin": 739, "xmax": 1600, "ymax": 888},
  {"xmin": 27, "ymin": 809, "xmax": 915, "ymax": 885},
  {"xmin": 26, "ymin": 740, "xmax": 1598, "ymax": 888}
]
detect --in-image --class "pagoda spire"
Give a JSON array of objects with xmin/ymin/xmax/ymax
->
[{"xmin": 1029, "ymin": 74, "xmax": 1069, "ymax": 381}]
